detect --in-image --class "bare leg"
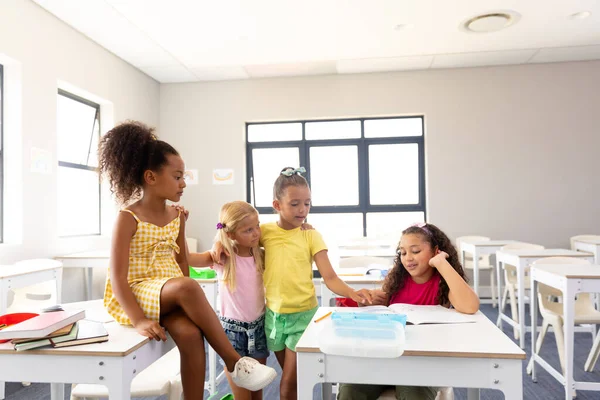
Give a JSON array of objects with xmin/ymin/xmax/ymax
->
[
  {"xmin": 280, "ymin": 348, "xmax": 297, "ymax": 400},
  {"xmin": 161, "ymin": 277, "xmax": 241, "ymax": 371},
  {"xmin": 225, "ymin": 357, "xmax": 267, "ymax": 400},
  {"xmin": 161, "ymin": 309, "xmax": 205, "ymax": 399},
  {"xmin": 275, "ymin": 349, "xmax": 286, "ymax": 369}
]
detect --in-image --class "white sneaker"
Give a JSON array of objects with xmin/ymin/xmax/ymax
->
[{"xmin": 230, "ymin": 357, "xmax": 277, "ymax": 391}]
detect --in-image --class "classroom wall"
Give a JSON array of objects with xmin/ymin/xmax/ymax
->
[
  {"xmin": 0, "ymin": 0, "xmax": 160, "ymax": 301},
  {"xmin": 160, "ymin": 60, "xmax": 600, "ymax": 255}
]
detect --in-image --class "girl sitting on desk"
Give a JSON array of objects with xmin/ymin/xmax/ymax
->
[{"xmin": 338, "ymin": 223, "xmax": 479, "ymax": 400}]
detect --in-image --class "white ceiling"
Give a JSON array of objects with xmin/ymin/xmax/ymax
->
[{"xmin": 34, "ymin": 0, "xmax": 600, "ymax": 83}]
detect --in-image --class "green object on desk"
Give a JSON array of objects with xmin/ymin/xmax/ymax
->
[
  {"xmin": 189, "ymin": 267, "xmax": 217, "ymax": 279},
  {"xmin": 207, "ymin": 392, "xmax": 234, "ymax": 400}
]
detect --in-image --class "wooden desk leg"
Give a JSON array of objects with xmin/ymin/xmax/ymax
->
[{"xmin": 50, "ymin": 383, "xmax": 64, "ymax": 400}]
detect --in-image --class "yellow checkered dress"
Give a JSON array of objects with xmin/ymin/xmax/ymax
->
[{"xmin": 104, "ymin": 209, "xmax": 183, "ymax": 325}]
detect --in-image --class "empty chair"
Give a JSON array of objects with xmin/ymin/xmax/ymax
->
[
  {"xmin": 70, "ymin": 348, "xmax": 182, "ymax": 400},
  {"xmin": 570, "ymin": 234, "xmax": 600, "ymax": 250},
  {"xmin": 526, "ymin": 257, "xmax": 600, "ymax": 375},
  {"xmin": 498, "ymin": 243, "xmax": 545, "ymax": 339},
  {"xmin": 378, "ymin": 386, "xmax": 454, "ymax": 399},
  {"xmin": 455, "ymin": 236, "xmax": 496, "ymax": 307}
]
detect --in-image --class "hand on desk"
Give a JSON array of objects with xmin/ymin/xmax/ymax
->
[
  {"xmin": 135, "ymin": 318, "xmax": 167, "ymax": 341},
  {"xmin": 369, "ymin": 289, "xmax": 388, "ymax": 306},
  {"xmin": 350, "ymin": 288, "xmax": 373, "ymax": 305}
]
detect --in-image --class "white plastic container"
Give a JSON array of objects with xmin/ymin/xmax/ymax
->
[{"xmin": 318, "ymin": 311, "xmax": 406, "ymax": 358}]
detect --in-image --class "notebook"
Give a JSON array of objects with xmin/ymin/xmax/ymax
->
[
  {"xmin": 11, "ymin": 323, "xmax": 74, "ymax": 345},
  {"xmin": 353, "ymin": 304, "xmax": 479, "ymax": 325},
  {"xmin": 52, "ymin": 320, "xmax": 108, "ymax": 348},
  {"xmin": 14, "ymin": 323, "xmax": 79, "ymax": 351},
  {"xmin": 0, "ymin": 309, "xmax": 85, "ymax": 340}
]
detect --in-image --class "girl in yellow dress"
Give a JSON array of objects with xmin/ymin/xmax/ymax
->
[{"xmin": 99, "ymin": 121, "xmax": 276, "ymax": 398}]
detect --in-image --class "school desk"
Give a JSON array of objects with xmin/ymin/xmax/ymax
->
[
  {"xmin": 530, "ymin": 264, "xmax": 600, "ymax": 400},
  {"xmin": 296, "ymin": 307, "xmax": 526, "ymax": 400},
  {"xmin": 495, "ymin": 248, "xmax": 594, "ymax": 348}
]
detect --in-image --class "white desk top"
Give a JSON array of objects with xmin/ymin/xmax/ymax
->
[
  {"xmin": 574, "ymin": 237, "xmax": 600, "ymax": 245},
  {"xmin": 55, "ymin": 250, "xmax": 110, "ymax": 260},
  {"xmin": 321, "ymin": 275, "xmax": 384, "ymax": 285},
  {"xmin": 497, "ymin": 248, "xmax": 593, "ymax": 258},
  {"xmin": 532, "ymin": 264, "xmax": 600, "ymax": 279},
  {"xmin": 461, "ymin": 240, "xmax": 518, "ymax": 247},
  {"xmin": 0, "ymin": 300, "xmax": 151, "ymax": 357},
  {"xmin": 0, "ymin": 263, "xmax": 61, "ymax": 278},
  {"xmin": 296, "ymin": 307, "xmax": 525, "ymax": 360}
]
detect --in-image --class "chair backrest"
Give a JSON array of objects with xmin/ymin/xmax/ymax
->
[
  {"xmin": 338, "ymin": 256, "xmax": 392, "ymax": 269},
  {"xmin": 570, "ymin": 235, "xmax": 600, "ymax": 250},
  {"xmin": 14, "ymin": 258, "xmax": 63, "ymax": 269},
  {"xmin": 533, "ymin": 257, "xmax": 591, "ymax": 303},
  {"xmin": 500, "ymin": 243, "xmax": 544, "ymax": 251}
]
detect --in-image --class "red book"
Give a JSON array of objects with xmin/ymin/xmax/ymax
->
[{"xmin": 0, "ymin": 310, "xmax": 85, "ymax": 340}]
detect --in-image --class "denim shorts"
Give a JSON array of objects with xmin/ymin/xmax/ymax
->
[{"xmin": 219, "ymin": 314, "xmax": 269, "ymax": 360}]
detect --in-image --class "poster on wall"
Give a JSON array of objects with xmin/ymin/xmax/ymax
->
[
  {"xmin": 212, "ymin": 169, "xmax": 234, "ymax": 185},
  {"xmin": 31, "ymin": 147, "xmax": 52, "ymax": 174},
  {"xmin": 184, "ymin": 169, "xmax": 198, "ymax": 185}
]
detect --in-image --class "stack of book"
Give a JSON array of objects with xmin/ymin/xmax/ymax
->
[{"xmin": 0, "ymin": 309, "xmax": 109, "ymax": 351}]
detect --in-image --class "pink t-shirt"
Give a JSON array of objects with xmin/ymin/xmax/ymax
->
[
  {"xmin": 389, "ymin": 273, "xmax": 441, "ymax": 306},
  {"xmin": 213, "ymin": 254, "xmax": 265, "ymax": 323}
]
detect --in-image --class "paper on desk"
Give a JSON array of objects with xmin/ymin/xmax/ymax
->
[
  {"xmin": 82, "ymin": 308, "xmax": 114, "ymax": 323},
  {"xmin": 388, "ymin": 304, "xmax": 478, "ymax": 325}
]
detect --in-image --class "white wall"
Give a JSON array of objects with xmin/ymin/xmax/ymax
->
[
  {"xmin": 0, "ymin": 0, "xmax": 160, "ymax": 301},
  {"xmin": 160, "ymin": 61, "xmax": 600, "ymax": 253}
]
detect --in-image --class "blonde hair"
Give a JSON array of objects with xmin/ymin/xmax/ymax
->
[{"xmin": 215, "ymin": 201, "xmax": 264, "ymax": 291}]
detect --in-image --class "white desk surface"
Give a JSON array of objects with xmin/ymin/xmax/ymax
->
[
  {"xmin": 497, "ymin": 248, "xmax": 594, "ymax": 258},
  {"xmin": 0, "ymin": 300, "xmax": 146, "ymax": 357},
  {"xmin": 321, "ymin": 275, "xmax": 384, "ymax": 285},
  {"xmin": 531, "ymin": 264, "xmax": 600, "ymax": 279},
  {"xmin": 297, "ymin": 307, "xmax": 525, "ymax": 360},
  {"xmin": 55, "ymin": 250, "xmax": 110, "ymax": 260},
  {"xmin": 0, "ymin": 263, "xmax": 62, "ymax": 278},
  {"xmin": 461, "ymin": 240, "xmax": 518, "ymax": 247},
  {"xmin": 573, "ymin": 237, "xmax": 600, "ymax": 245}
]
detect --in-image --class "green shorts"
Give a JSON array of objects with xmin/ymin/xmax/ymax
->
[{"xmin": 265, "ymin": 306, "xmax": 318, "ymax": 352}]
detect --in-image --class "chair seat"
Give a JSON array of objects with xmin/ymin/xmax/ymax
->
[
  {"xmin": 71, "ymin": 348, "xmax": 180, "ymax": 398},
  {"xmin": 542, "ymin": 300, "xmax": 600, "ymax": 325}
]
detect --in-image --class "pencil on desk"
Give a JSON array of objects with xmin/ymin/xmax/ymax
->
[
  {"xmin": 314, "ymin": 311, "xmax": 332, "ymax": 323},
  {"xmin": 338, "ymin": 273, "xmax": 364, "ymax": 277}
]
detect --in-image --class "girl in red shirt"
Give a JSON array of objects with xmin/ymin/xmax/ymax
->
[{"xmin": 338, "ymin": 223, "xmax": 480, "ymax": 400}]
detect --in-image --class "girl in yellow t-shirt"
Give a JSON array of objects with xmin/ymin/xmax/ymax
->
[{"xmin": 215, "ymin": 167, "xmax": 372, "ymax": 400}]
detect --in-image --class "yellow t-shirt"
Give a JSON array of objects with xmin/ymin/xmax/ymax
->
[{"xmin": 261, "ymin": 222, "xmax": 327, "ymax": 313}]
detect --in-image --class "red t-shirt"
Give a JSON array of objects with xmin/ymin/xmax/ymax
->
[{"xmin": 389, "ymin": 273, "xmax": 441, "ymax": 306}]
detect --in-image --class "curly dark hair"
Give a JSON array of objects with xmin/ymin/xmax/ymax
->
[
  {"xmin": 382, "ymin": 223, "xmax": 467, "ymax": 307},
  {"xmin": 98, "ymin": 121, "xmax": 179, "ymax": 204}
]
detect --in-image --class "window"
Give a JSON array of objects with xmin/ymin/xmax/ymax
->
[
  {"xmin": 57, "ymin": 90, "xmax": 101, "ymax": 237},
  {"xmin": 246, "ymin": 117, "xmax": 426, "ymax": 242},
  {"xmin": 0, "ymin": 64, "xmax": 3, "ymax": 242}
]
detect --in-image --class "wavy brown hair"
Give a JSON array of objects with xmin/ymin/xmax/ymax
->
[
  {"xmin": 382, "ymin": 223, "xmax": 467, "ymax": 306},
  {"xmin": 98, "ymin": 121, "xmax": 179, "ymax": 205}
]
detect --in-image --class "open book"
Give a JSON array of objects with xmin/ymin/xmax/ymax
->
[{"xmin": 353, "ymin": 304, "xmax": 479, "ymax": 325}]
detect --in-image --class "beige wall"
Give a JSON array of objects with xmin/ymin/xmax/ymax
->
[
  {"xmin": 160, "ymin": 61, "xmax": 600, "ymax": 252},
  {"xmin": 0, "ymin": 0, "xmax": 160, "ymax": 301}
]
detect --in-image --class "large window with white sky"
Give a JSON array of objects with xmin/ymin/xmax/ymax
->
[
  {"xmin": 57, "ymin": 90, "xmax": 101, "ymax": 237},
  {"xmin": 246, "ymin": 117, "xmax": 426, "ymax": 245},
  {"xmin": 0, "ymin": 64, "xmax": 4, "ymax": 243}
]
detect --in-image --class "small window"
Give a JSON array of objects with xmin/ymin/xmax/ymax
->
[
  {"xmin": 57, "ymin": 90, "xmax": 101, "ymax": 237},
  {"xmin": 305, "ymin": 120, "xmax": 361, "ymax": 140},
  {"xmin": 247, "ymin": 122, "xmax": 302, "ymax": 143},
  {"xmin": 364, "ymin": 117, "xmax": 423, "ymax": 138}
]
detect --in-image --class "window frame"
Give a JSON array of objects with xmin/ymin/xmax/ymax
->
[
  {"xmin": 245, "ymin": 116, "xmax": 426, "ymax": 236},
  {"xmin": 57, "ymin": 89, "xmax": 102, "ymax": 237}
]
